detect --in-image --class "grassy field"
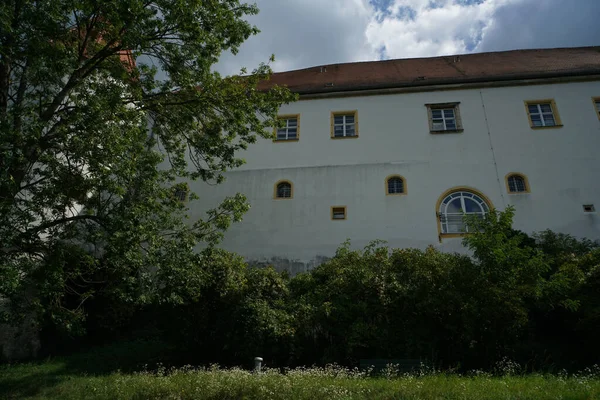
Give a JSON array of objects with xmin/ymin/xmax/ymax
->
[{"xmin": 2, "ymin": 358, "xmax": 600, "ymax": 400}]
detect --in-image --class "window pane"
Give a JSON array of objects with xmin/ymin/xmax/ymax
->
[
  {"xmin": 334, "ymin": 116, "xmax": 344, "ymax": 124},
  {"xmin": 543, "ymin": 114, "xmax": 556, "ymax": 126},
  {"xmin": 332, "ymin": 208, "xmax": 346, "ymax": 219},
  {"xmin": 174, "ymin": 188, "xmax": 188, "ymax": 202},
  {"xmin": 431, "ymin": 109, "xmax": 443, "ymax": 118},
  {"xmin": 277, "ymin": 183, "xmax": 291, "ymax": 198},
  {"xmin": 334, "ymin": 126, "xmax": 344, "ymax": 136},
  {"xmin": 440, "ymin": 191, "xmax": 490, "ymax": 234},
  {"xmin": 345, "ymin": 115, "xmax": 355, "ymax": 123},
  {"xmin": 287, "ymin": 118, "xmax": 297, "ymax": 127},
  {"xmin": 441, "ymin": 214, "xmax": 465, "ymax": 233},
  {"xmin": 345, "ymin": 125, "xmax": 355, "ymax": 135},
  {"xmin": 528, "ymin": 105, "xmax": 539, "ymax": 114},
  {"xmin": 463, "ymin": 198, "xmax": 481, "ymax": 213},
  {"xmin": 445, "ymin": 119, "xmax": 456, "ymax": 129},
  {"xmin": 539, "ymin": 103, "xmax": 552, "ymax": 113},
  {"xmin": 530, "ymin": 114, "xmax": 543, "ymax": 126},
  {"xmin": 277, "ymin": 129, "xmax": 287, "ymax": 139},
  {"xmin": 595, "ymin": 101, "xmax": 600, "ymax": 112},
  {"xmin": 509, "ymin": 176, "xmax": 526, "ymax": 192},
  {"xmin": 446, "ymin": 198, "xmax": 463, "ymax": 213},
  {"xmin": 432, "ymin": 121, "xmax": 444, "ymax": 130},
  {"xmin": 388, "ymin": 178, "xmax": 404, "ymax": 194},
  {"xmin": 443, "ymin": 109, "xmax": 455, "ymax": 118},
  {"xmin": 288, "ymin": 129, "xmax": 297, "ymax": 138}
]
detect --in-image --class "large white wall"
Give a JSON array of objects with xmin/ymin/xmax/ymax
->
[{"xmin": 188, "ymin": 80, "xmax": 600, "ymax": 273}]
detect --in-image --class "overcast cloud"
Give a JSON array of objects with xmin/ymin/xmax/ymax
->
[{"xmin": 215, "ymin": 0, "xmax": 600, "ymax": 75}]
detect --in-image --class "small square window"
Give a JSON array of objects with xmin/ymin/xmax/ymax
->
[
  {"xmin": 331, "ymin": 111, "xmax": 358, "ymax": 138},
  {"xmin": 525, "ymin": 100, "xmax": 562, "ymax": 128},
  {"xmin": 173, "ymin": 187, "xmax": 189, "ymax": 202},
  {"xmin": 426, "ymin": 103, "xmax": 462, "ymax": 133},
  {"xmin": 331, "ymin": 206, "xmax": 347, "ymax": 220},
  {"xmin": 274, "ymin": 115, "xmax": 300, "ymax": 141},
  {"xmin": 583, "ymin": 204, "xmax": 595, "ymax": 213}
]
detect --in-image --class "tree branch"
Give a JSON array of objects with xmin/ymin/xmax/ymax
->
[{"xmin": 31, "ymin": 214, "xmax": 106, "ymax": 234}]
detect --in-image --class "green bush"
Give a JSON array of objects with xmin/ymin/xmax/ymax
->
[
  {"xmin": 288, "ymin": 207, "xmax": 600, "ymax": 370},
  {"xmin": 22, "ymin": 207, "xmax": 600, "ymax": 372},
  {"xmin": 156, "ymin": 248, "xmax": 294, "ymax": 367}
]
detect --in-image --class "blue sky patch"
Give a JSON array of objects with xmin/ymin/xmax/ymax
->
[
  {"xmin": 396, "ymin": 6, "xmax": 417, "ymax": 21},
  {"xmin": 454, "ymin": 0, "xmax": 486, "ymax": 5},
  {"xmin": 427, "ymin": 0, "xmax": 446, "ymax": 9}
]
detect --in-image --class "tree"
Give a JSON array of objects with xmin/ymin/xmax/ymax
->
[
  {"xmin": 0, "ymin": 0, "xmax": 295, "ymax": 332},
  {"xmin": 461, "ymin": 207, "xmax": 549, "ymax": 364}
]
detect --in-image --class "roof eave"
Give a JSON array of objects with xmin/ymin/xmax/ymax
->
[{"xmin": 287, "ymin": 68, "xmax": 600, "ymax": 96}]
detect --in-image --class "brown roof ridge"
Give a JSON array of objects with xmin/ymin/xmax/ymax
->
[
  {"xmin": 259, "ymin": 46, "xmax": 600, "ymax": 95},
  {"xmin": 272, "ymin": 46, "xmax": 600, "ymax": 75}
]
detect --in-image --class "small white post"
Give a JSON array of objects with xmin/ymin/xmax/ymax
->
[{"xmin": 254, "ymin": 357, "xmax": 263, "ymax": 373}]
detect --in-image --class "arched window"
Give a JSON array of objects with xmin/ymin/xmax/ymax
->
[
  {"xmin": 386, "ymin": 175, "xmax": 406, "ymax": 195},
  {"xmin": 505, "ymin": 173, "xmax": 530, "ymax": 193},
  {"xmin": 438, "ymin": 189, "xmax": 491, "ymax": 234},
  {"xmin": 274, "ymin": 181, "xmax": 293, "ymax": 199}
]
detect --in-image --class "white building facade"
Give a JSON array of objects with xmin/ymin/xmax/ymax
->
[{"xmin": 190, "ymin": 47, "xmax": 600, "ymax": 274}]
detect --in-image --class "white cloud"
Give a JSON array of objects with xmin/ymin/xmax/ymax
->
[
  {"xmin": 215, "ymin": 0, "xmax": 378, "ymax": 75},
  {"xmin": 476, "ymin": 0, "xmax": 600, "ymax": 52},
  {"xmin": 365, "ymin": 0, "xmax": 521, "ymax": 59},
  {"xmin": 215, "ymin": 0, "xmax": 599, "ymax": 75}
]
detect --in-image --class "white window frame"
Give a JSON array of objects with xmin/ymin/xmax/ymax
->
[
  {"xmin": 331, "ymin": 111, "xmax": 358, "ymax": 138},
  {"xmin": 431, "ymin": 108, "xmax": 456, "ymax": 130},
  {"xmin": 438, "ymin": 190, "xmax": 490, "ymax": 234},
  {"xmin": 274, "ymin": 115, "xmax": 299, "ymax": 141},
  {"xmin": 426, "ymin": 103, "xmax": 462, "ymax": 133},
  {"xmin": 528, "ymin": 103, "xmax": 555, "ymax": 127},
  {"xmin": 524, "ymin": 100, "xmax": 562, "ymax": 128}
]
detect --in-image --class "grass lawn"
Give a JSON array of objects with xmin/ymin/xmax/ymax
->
[{"xmin": 2, "ymin": 357, "xmax": 600, "ymax": 400}]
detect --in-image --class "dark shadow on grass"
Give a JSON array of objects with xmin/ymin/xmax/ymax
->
[{"xmin": 0, "ymin": 339, "xmax": 176, "ymax": 399}]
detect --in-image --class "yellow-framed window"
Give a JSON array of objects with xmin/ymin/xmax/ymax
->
[
  {"xmin": 524, "ymin": 99, "xmax": 562, "ymax": 128},
  {"xmin": 331, "ymin": 111, "xmax": 358, "ymax": 138},
  {"xmin": 331, "ymin": 206, "xmax": 347, "ymax": 220},
  {"xmin": 385, "ymin": 175, "xmax": 407, "ymax": 195},
  {"xmin": 274, "ymin": 114, "xmax": 300, "ymax": 141},
  {"xmin": 274, "ymin": 180, "xmax": 293, "ymax": 199},
  {"xmin": 505, "ymin": 173, "xmax": 530, "ymax": 194},
  {"xmin": 425, "ymin": 102, "xmax": 463, "ymax": 133}
]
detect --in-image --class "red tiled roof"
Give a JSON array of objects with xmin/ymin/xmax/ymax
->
[{"xmin": 259, "ymin": 47, "xmax": 600, "ymax": 95}]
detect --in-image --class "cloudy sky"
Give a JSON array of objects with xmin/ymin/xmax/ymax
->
[{"xmin": 216, "ymin": 0, "xmax": 600, "ymax": 75}]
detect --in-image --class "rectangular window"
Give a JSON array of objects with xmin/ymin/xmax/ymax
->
[
  {"xmin": 331, "ymin": 206, "xmax": 347, "ymax": 220},
  {"xmin": 173, "ymin": 186, "xmax": 189, "ymax": 202},
  {"xmin": 525, "ymin": 100, "xmax": 562, "ymax": 128},
  {"xmin": 274, "ymin": 115, "xmax": 300, "ymax": 141},
  {"xmin": 593, "ymin": 97, "xmax": 600, "ymax": 119},
  {"xmin": 331, "ymin": 111, "xmax": 358, "ymax": 138},
  {"xmin": 426, "ymin": 103, "xmax": 462, "ymax": 133}
]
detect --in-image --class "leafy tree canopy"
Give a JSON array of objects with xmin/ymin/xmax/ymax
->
[{"xmin": 0, "ymin": 0, "xmax": 295, "ymax": 328}]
